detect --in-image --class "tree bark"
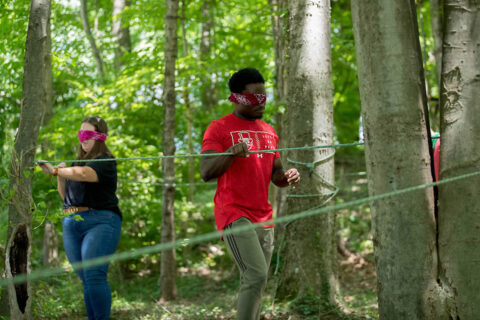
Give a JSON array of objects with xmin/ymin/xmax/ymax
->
[
  {"xmin": 276, "ymin": 0, "xmax": 339, "ymax": 311},
  {"xmin": 430, "ymin": 0, "xmax": 443, "ymax": 89},
  {"xmin": 351, "ymin": 0, "xmax": 446, "ymax": 318},
  {"xmin": 181, "ymin": 0, "xmax": 195, "ymax": 202},
  {"xmin": 40, "ymin": 21, "xmax": 56, "ymax": 268},
  {"xmin": 199, "ymin": 0, "xmax": 217, "ymax": 134},
  {"xmin": 438, "ymin": 1, "xmax": 480, "ymax": 318},
  {"xmin": 5, "ymin": 0, "xmax": 51, "ymax": 318},
  {"xmin": 42, "ymin": 221, "xmax": 58, "ymax": 267},
  {"xmin": 113, "ymin": 0, "xmax": 132, "ymax": 69},
  {"xmin": 80, "ymin": 0, "xmax": 104, "ymax": 79},
  {"xmin": 0, "ymin": 244, "xmax": 7, "ymax": 316},
  {"xmin": 159, "ymin": 0, "xmax": 179, "ymax": 301},
  {"xmin": 269, "ymin": 0, "xmax": 288, "ymax": 219}
]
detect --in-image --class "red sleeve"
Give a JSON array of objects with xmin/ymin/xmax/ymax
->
[
  {"xmin": 434, "ymin": 138, "xmax": 440, "ymax": 181},
  {"xmin": 274, "ymin": 134, "xmax": 280, "ymax": 159},
  {"xmin": 202, "ymin": 121, "xmax": 224, "ymax": 153}
]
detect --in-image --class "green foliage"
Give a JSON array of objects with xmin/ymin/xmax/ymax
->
[
  {"xmin": 288, "ymin": 289, "xmax": 320, "ymax": 318},
  {"xmin": 32, "ymin": 274, "xmax": 85, "ymax": 318},
  {"xmin": 332, "ymin": 1, "xmax": 362, "ymax": 148}
]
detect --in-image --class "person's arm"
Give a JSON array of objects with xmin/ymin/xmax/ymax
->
[
  {"xmin": 200, "ymin": 142, "xmax": 249, "ymax": 181},
  {"xmin": 271, "ymin": 158, "xmax": 300, "ymax": 188},
  {"xmin": 56, "ymin": 162, "xmax": 67, "ymax": 200},
  {"xmin": 39, "ymin": 162, "xmax": 99, "ymax": 183}
]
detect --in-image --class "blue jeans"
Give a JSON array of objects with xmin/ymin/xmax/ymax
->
[{"xmin": 62, "ymin": 209, "xmax": 122, "ymax": 320}]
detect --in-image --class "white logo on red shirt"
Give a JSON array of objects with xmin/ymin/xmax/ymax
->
[{"xmin": 230, "ymin": 130, "xmax": 277, "ymax": 156}]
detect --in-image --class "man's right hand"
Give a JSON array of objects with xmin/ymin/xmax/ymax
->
[{"xmin": 227, "ymin": 142, "xmax": 249, "ymax": 157}]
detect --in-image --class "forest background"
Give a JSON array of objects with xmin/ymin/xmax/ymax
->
[{"xmin": 0, "ymin": 0, "xmax": 448, "ymax": 319}]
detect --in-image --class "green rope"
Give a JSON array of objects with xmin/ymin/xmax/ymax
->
[
  {"xmin": 118, "ymin": 179, "xmax": 217, "ymax": 187},
  {"xmin": 286, "ymin": 149, "xmax": 338, "ymax": 208},
  {"xmin": 34, "ymin": 142, "xmax": 364, "ymax": 165},
  {"xmin": 2, "ymin": 166, "xmax": 478, "ymax": 288}
]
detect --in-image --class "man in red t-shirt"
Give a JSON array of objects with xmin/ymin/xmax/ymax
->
[{"xmin": 201, "ymin": 68, "xmax": 300, "ymax": 320}]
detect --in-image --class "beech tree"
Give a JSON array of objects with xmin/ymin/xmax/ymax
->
[
  {"xmin": 352, "ymin": 0, "xmax": 444, "ymax": 318},
  {"xmin": 438, "ymin": 1, "xmax": 480, "ymax": 318},
  {"xmin": 276, "ymin": 0, "xmax": 339, "ymax": 311},
  {"xmin": 159, "ymin": 0, "xmax": 179, "ymax": 301},
  {"xmin": 5, "ymin": 0, "xmax": 51, "ymax": 318},
  {"xmin": 113, "ymin": 0, "xmax": 132, "ymax": 69}
]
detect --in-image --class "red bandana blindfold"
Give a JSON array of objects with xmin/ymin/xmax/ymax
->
[
  {"xmin": 228, "ymin": 93, "xmax": 267, "ymax": 105},
  {"xmin": 78, "ymin": 130, "xmax": 108, "ymax": 143}
]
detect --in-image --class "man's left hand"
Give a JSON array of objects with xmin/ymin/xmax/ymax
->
[{"xmin": 284, "ymin": 168, "xmax": 300, "ymax": 188}]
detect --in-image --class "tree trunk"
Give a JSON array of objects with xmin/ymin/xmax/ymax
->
[
  {"xmin": 80, "ymin": 0, "xmax": 104, "ymax": 79},
  {"xmin": 0, "ymin": 244, "xmax": 7, "ymax": 316},
  {"xmin": 351, "ymin": 1, "xmax": 446, "ymax": 318},
  {"xmin": 159, "ymin": 0, "xmax": 179, "ymax": 301},
  {"xmin": 180, "ymin": 0, "xmax": 195, "ymax": 202},
  {"xmin": 112, "ymin": 0, "xmax": 132, "ymax": 69},
  {"xmin": 276, "ymin": 0, "xmax": 339, "ymax": 312},
  {"xmin": 429, "ymin": 0, "xmax": 444, "ymax": 130},
  {"xmin": 42, "ymin": 221, "xmax": 58, "ymax": 267},
  {"xmin": 199, "ymin": 0, "xmax": 217, "ymax": 134},
  {"xmin": 269, "ymin": 0, "xmax": 288, "ymax": 219},
  {"xmin": 430, "ymin": 0, "xmax": 443, "ymax": 89},
  {"xmin": 438, "ymin": 1, "xmax": 480, "ymax": 318},
  {"xmin": 5, "ymin": 0, "xmax": 51, "ymax": 318},
  {"xmin": 40, "ymin": 20, "xmax": 56, "ymax": 268}
]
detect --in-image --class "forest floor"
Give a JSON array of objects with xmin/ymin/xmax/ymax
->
[{"xmin": 28, "ymin": 248, "xmax": 377, "ymax": 320}]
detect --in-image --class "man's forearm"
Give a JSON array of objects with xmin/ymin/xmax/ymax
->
[
  {"xmin": 271, "ymin": 168, "xmax": 288, "ymax": 187},
  {"xmin": 200, "ymin": 155, "xmax": 235, "ymax": 181}
]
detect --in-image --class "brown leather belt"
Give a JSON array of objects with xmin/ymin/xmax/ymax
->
[{"xmin": 62, "ymin": 206, "xmax": 90, "ymax": 215}]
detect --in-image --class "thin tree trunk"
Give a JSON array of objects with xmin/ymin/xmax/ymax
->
[
  {"xmin": 430, "ymin": 0, "xmax": 443, "ymax": 89},
  {"xmin": 351, "ymin": 0, "xmax": 446, "ymax": 318},
  {"xmin": 438, "ymin": 1, "xmax": 480, "ymax": 318},
  {"xmin": 199, "ymin": 0, "xmax": 217, "ymax": 134},
  {"xmin": 429, "ymin": 0, "xmax": 444, "ymax": 130},
  {"xmin": 185, "ymin": 92, "xmax": 195, "ymax": 202},
  {"xmin": 159, "ymin": 0, "xmax": 179, "ymax": 301},
  {"xmin": 41, "ymin": 21, "xmax": 57, "ymax": 268},
  {"xmin": 113, "ymin": 0, "xmax": 132, "ymax": 69},
  {"xmin": 80, "ymin": 0, "xmax": 104, "ymax": 79},
  {"xmin": 42, "ymin": 221, "xmax": 58, "ymax": 267},
  {"xmin": 0, "ymin": 244, "xmax": 7, "ymax": 316},
  {"xmin": 180, "ymin": 0, "xmax": 195, "ymax": 202},
  {"xmin": 276, "ymin": 0, "xmax": 339, "ymax": 312},
  {"xmin": 269, "ymin": 0, "xmax": 288, "ymax": 219},
  {"xmin": 5, "ymin": 0, "xmax": 51, "ymax": 318},
  {"xmin": 41, "ymin": 21, "xmax": 53, "ymax": 126}
]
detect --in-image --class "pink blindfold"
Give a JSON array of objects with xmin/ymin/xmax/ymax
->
[{"xmin": 78, "ymin": 130, "xmax": 108, "ymax": 143}]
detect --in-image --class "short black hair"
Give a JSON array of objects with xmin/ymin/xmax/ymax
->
[{"xmin": 228, "ymin": 68, "xmax": 265, "ymax": 93}]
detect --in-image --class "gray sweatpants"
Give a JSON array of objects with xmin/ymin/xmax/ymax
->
[{"xmin": 224, "ymin": 217, "xmax": 274, "ymax": 320}]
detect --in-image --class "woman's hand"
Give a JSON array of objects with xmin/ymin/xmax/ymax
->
[{"xmin": 37, "ymin": 161, "xmax": 56, "ymax": 175}]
